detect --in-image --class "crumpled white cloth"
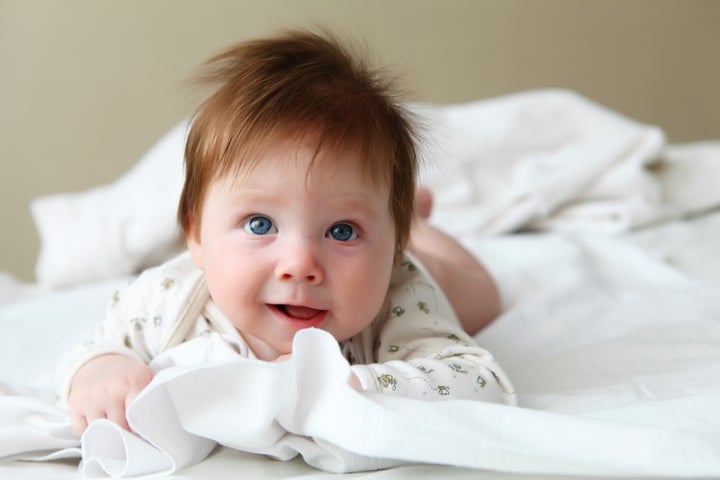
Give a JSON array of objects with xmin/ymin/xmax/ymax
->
[
  {"xmin": 417, "ymin": 89, "xmax": 667, "ymax": 235},
  {"xmin": 5, "ymin": 230, "xmax": 720, "ymax": 478},
  {"xmin": 0, "ymin": 383, "xmax": 79, "ymax": 462},
  {"xmin": 4, "ymin": 322, "xmax": 720, "ymax": 479}
]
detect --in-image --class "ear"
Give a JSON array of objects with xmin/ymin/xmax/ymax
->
[{"xmin": 185, "ymin": 215, "xmax": 204, "ymax": 270}]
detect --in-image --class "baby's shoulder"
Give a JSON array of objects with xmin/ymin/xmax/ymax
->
[
  {"xmin": 389, "ymin": 252, "xmax": 431, "ymax": 286},
  {"xmin": 108, "ymin": 251, "xmax": 204, "ymax": 316}
]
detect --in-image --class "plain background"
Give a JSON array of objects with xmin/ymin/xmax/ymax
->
[{"xmin": 1, "ymin": 0, "xmax": 719, "ymax": 282}]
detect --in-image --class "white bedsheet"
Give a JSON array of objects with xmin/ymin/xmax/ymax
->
[
  {"xmin": 3, "ymin": 90, "xmax": 720, "ymax": 478},
  {"xmin": 2, "ymin": 232, "xmax": 720, "ymax": 479}
]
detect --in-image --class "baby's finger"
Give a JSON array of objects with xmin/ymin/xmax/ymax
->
[
  {"xmin": 106, "ymin": 403, "xmax": 130, "ymax": 431},
  {"xmin": 125, "ymin": 386, "xmax": 143, "ymax": 409},
  {"xmin": 72, "ymin": 407, "xmax": 107, "ymax": 435},
  {"xmin": 69, "ymin": 412, "xmax": 88, "ymax": 437},
  {"xmin": 125, "ymin": 368, "xmax": 155, "ymax": 408}
]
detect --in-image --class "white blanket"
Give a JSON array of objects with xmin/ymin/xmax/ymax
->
[
  {"xmin": 3, "ymin": 233, "xmax": 720, "ymax": 478},
  {"xmin": 5, "ymin": 90, "xmax": 720, "ymax": 478},
  {"xmin": 417, "ymin": 90, "xmax": 668, "ymax": 236}
]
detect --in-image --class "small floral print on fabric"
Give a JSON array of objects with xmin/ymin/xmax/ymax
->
[
  {"xmin": 449, "ymin": 364, "xmax": 468, "ymax": 374},
  {"xmin": 402, "ymin": 261, "xmax": 417, "ymax": 272},
  {"xmin": 407, "ymin": 375, "xmax": 452, "ymax": 398},
  {"xmin": 378, "ymin": 374, "xmax": 398, "ymax": 391},
  {"xmin": 129, "ymin": 317, "xmax": 146, "ymax": 332}
]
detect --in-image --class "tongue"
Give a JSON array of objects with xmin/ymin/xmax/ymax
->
[{"xmin": 283, "ymin": 305, "xmax": 322, "ymax": 320}]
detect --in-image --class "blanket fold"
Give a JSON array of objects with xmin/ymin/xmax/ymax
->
[
  {"xmin": 70, "ymin": 325, "xmax": 720, "ymax": 478},
  {"xmin": 3, "ymin": 234, "xmax": 720, "ymax": 478},
  {"xmin": 418, "ymin": 90, "xmax": 667, "ymax": 236}
]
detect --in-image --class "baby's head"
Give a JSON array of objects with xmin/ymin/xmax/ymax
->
[{"xmin": 178, "ymin": 29, "xmax": 418, "ymax": 260}]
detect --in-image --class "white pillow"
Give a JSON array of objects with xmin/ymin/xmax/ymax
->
[{"xmin": 32, "ymin": 121, "xmax": 190, "ymax": 287}]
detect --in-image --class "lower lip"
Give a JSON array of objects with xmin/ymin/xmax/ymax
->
[{"xmin": 269, "ymin": 306, "xmax": 328, "ymax": 331}]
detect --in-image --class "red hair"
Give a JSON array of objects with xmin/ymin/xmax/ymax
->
[{"xmin": 178, "ymin": 29, "xmax": 418, "ymax": 258}]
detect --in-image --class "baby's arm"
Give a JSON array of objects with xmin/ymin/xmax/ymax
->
[
  {"xmin": 67, "ymin": 354, "xmax": 154, "ymax": 435},
  {"xmin": 349, "ymin": 255, "xmax": 515, "ymax": 404},
  {"xmin": 58, "ymin": 258, "xmax": 184, "ymax": 435},
  {"xmin": 410, "ymin": 188, "xmax": 500, "ymax": 335},
  {"xmin": 58, "ymin": 285, "xmax": 156, "ymax": 436}
]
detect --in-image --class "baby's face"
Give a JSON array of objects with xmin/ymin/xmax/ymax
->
[{"xmin": 187, "ymin": 136, "xmax": 396, "ymax": 360}]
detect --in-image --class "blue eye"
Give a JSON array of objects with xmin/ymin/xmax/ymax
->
[
  {"xmin": 244, "ymin": 216, "xmax": 276, "ymax": 235},
  {"xmin": 327, "ymin": 223, "xmax": 357, "ymax": 242}
]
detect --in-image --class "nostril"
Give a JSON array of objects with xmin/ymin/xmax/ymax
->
[{"xmin": 278, "ymin": 271, "xmax": 320, "ymax": 282}]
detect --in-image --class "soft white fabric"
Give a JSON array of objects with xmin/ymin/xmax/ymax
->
[
  {"xmin": 0, "ymin": 383, "xmax": 79, "ymax": 462},
  {"xmin": 0, "ymin": 276, "xmax": 130, "ymax": 391},
  {"xmin": 31, "ymin": 122, "xmax": 189, "ymax": 287},
  {"xmin": 417, "ymin": 89, "xmax": 667, "ymax": 236},
  {"xmin": 78, "ymin": 326, "xmax": 720, "ymax": 478},
  {"xmin": 653, "ymin": 141, "xmax": 720, "ymax": 215},
  {"xmin": 2, "ymin": 233, "xmax": 720, "ymax": 478},
  {"xmin": 0, "ymin": 273, "xmax": 37, "ymax": 306},
  {"xmin": 628, "ymin": 209, "xmax": 720, "ymax": 286},
  {"xmin": 11, "ymin": 91, "xmax": 720, "ymax": 477}
]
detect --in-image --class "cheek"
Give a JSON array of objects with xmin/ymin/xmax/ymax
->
[
  {"xmin": 204, "ymin": 262, "xmax": 235, "ymax": 306},
  {"xmin": 343, "ymin": 255, "xmax": 394, "ymax": 316},
  {"xmin": 202, "ymin": 247, "xmax": 256, "ymax": 304}
]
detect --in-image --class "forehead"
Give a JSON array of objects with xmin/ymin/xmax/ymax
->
[
  {"xmin": 204, "ymin": 136, "xmax": 392, "ymax": 222},
  {"xmin": 223, "ymin": 131, "xmax": 391, "ymax": 193}
]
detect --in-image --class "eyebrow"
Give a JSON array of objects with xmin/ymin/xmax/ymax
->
[
  {"xmin": 328, "ymin": 196, "xmax": 385, "ymax": 220},
  {"xmin": 229, "ymin": 187, "xmax": 386, "ymax": 220}
]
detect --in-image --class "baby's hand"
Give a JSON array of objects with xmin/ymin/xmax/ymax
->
[{"xmin": 67, "ymin": 354, "xmax": 155, "ymax": 435}]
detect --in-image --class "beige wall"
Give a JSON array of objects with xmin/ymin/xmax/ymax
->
[{"xmin": 1, "ymin": 0, "xmax": 719, "ymax": 282}]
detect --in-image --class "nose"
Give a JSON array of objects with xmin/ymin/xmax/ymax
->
[{"xmin": 276, "ymin": 238, "xmax": 323, "ymax": 284}]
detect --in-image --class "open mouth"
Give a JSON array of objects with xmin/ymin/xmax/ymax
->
[{"xmin": 273, "ymin": 304, "xmax": 326, "ymax": 321}]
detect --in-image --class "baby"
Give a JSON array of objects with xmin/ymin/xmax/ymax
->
[{"xmin": 60, "ymin": 29, "xmax": 515, "ymax": 435}]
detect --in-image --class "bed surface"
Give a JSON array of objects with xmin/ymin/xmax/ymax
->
[
  {"xmin": 2, "ymin": 212, "xmax": 719, "ymax": 480},
  {"xmin": 2, "ymin": 91, "xmax": 719, "ymax": 479}
]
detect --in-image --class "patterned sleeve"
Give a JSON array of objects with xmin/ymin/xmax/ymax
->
[
  {"xmin": 55, "ymin": 252, "xmax": 204, "ymax": 403},
  {"xmin": 349, "ymin": 256, "xmax": 516, "ymax": 406}
]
